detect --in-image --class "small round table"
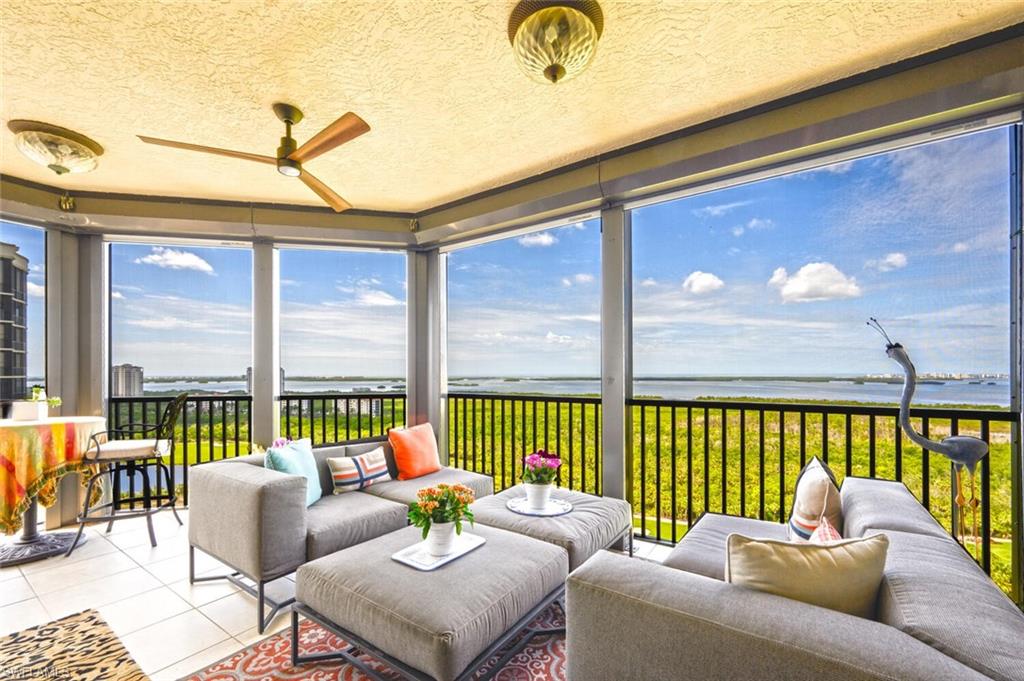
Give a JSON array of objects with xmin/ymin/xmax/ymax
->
[{"xmin": 0, "ymin": 415, "xmax": 106, "ymax": 567}]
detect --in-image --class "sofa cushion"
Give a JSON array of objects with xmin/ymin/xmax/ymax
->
[
  {"xmin": 471, "ymin": 486, "xmax": 631, "ymax": 570},
  {"xmin": 788, "ymin": 457, "xmax": 842, "ymax": 541},
  {"xmin": 304, "ymin": 492, "xmax": 408, "ymax": 560},
  {"xmin": 265, "ymin": 438, "xmax": 322, "ymax": 507},
  {"xmin": 327, "ymin": 447, "xmax": 392, "ymax": 493},
  {"xmin": 388, "ymin": 423, "xmax": 442, "ymax": 480},
  {"xmin": 363, "ymin": 467, "xmax": 494, "ymax": 506},
  {"xmin": 841, "ymin": 477, "xmax": 948, "ymax": 540},
  {"xmin": 875, "ymin": 528, "xmax": 1024, "ymax": 681},
  {"xmin": 662, "ymin": 513, "xmax": 788, "ymax": 580},
  {"xmin": 726, "ymin": 533, "xmax": 888, "ymax": 618}
]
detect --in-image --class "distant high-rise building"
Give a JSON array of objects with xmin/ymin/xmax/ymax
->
[
  {"xmin": 0, "ymin": 242, "xmax": 28, "ymax": 400},
  {"xmin": 246, "ymin": 366, "xmax": 285, "ymax": 394},
  {"xmin": 111, "ymin": 364, "xmax": 144, "ymax": 397}
]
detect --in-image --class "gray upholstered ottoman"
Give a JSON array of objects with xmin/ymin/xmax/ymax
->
[
  {"xmin": 471, "ymin": 485, "xmax": 633, "ymax": 570},
  {"xmin": 292, "ymin": 524, "xmax": 568, "ymax": 681}
]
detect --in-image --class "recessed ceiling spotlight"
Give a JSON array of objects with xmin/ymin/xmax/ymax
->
[
  {"xmin": 508, "ymin": 1, "xmax": 603, "ymax": 84},
  {"xmin": 7, "ymin": 120, "xmax": 104, "ymax": 175}
]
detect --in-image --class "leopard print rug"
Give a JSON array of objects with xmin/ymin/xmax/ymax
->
[{"xmin": 0, "ymin": 609, "xmax": 148, "ymax": 681}]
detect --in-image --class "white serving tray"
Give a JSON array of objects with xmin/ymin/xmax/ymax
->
[
  {"xmin": 392, "ymin": 532, "xmax": 486, "ymax": 571},
  {"xmin": 505, "ymin": 497, "xmax": 574, "ymax": 517}
]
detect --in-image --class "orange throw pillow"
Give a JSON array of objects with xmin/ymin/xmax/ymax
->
[{"xmin": 388, "ymin": 423, "xmax": 442, "ymax": 480}]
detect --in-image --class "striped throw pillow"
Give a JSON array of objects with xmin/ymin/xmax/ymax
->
[
  {"xmin": 327, "ymin": 447, "xmax": 392, "ymax": 494},
  {"xmin": 809, "ymin": 516, "xmax": 843, "ymax": 543},
  {"xmin": 788, "ymin": 457, "xmax": 842, "ymax": 542}
]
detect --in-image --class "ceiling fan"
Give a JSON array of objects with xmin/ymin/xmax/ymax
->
[{"xmin": 138, "ymin": 103, "xmax": 369, "ymax": 212}]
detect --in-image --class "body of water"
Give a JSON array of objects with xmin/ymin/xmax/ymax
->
[{"xmin": 138, "ymin": 377, "xmax": 1011, "ymax": 407}]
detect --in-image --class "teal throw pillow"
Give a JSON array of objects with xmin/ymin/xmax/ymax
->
[{"xmin": 264, "ymin": 438, "xmax": 322, "ymax": 507}]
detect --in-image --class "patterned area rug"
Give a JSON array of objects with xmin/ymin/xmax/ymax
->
[
  {"xmin": 0, "ymin": 609, "xmax": 148, "ymax": 681},
  {"xmin": 188, "ymin": 603, "xmax": 565, "ymax": 680}
]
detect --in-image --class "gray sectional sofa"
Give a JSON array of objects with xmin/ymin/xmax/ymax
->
[
  {"xmin": 567, "ymin": 477, "xmax": 1024, "ymax": 681},
  {"xmin": 188, "ymin": 438, "xmax": 493, "ymax": 631}
]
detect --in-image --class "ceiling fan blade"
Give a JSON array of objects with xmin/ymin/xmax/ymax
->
[
  {"xmin": 299, "ymin": 170, "xmax": 352, "ymax": 212},
  {"xmin": 288, "ymin": 112, "xmax": 369, "ymax": 164},
  {"xmin": 137, "ymin": 136, "xmax": 276, "ymax": 165}
]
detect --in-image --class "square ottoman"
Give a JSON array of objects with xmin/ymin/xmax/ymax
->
[
  {"xmin": 293, "ymin": 524, "xmax": 568, "ymax": 681},
  {"xmin": 470, "ymin": 485, "xmax": 633, "ymax": 570}
]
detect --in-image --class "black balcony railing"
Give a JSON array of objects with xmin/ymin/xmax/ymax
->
[
  {"xmin": 108, "ymin": 395, "xmax": 252, "ymax": 506},
  {"xmin": 279, "ymin": 392, "xmax": 406, "ymax": 446},
  {"xmin": 446, "ymin": 393, "xmax": 602, "ymax": 495},
  {"xmin": 444, "ymin": 392, "xmax": 1020, "ymax": 602},
  {"xmin": 628, "ymin": 397, "xmax": 1020, "ymax": 599}
]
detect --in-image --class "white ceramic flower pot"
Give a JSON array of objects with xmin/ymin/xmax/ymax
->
[
  {"xmin": 10, "ymin": 401, "xmax": 47, "ymax": 421},
  {"xmin": 524, "ymin": 483, "xmax": 553, "ymax": 510},
  {"xmin": 425, "ymin": 521, "xmax": 456, "ymax": 556}
]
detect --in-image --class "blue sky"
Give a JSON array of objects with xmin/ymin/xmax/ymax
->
[{"xmin": 5, "ymin": 126, "xmax": 1011, "ymax": 382}]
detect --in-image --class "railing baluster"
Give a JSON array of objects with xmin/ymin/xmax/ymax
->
[
  {"xmin": 721, "ymin": 408, "xmax": 727, "ymax": 514},
  {"xmin": 655, "ymin": 406, "xmax": 661, "ymax": 541},
  {"xmin": 740, "ymin": 409, "xmax": 746, "ymax": 518},
  {"xmin": 869, "ymin": 414, "xmax": 876, "ymax": 478},
  {"xmin": 799, "ymin": 411, "xmax": 806, "ymax": 469},
  {"xmin": 640, "ymin": 405, "xmax": 647, "ymax": 539},
  {"xmin": 759, "ymin": 408, "xmax": 765, "ymax": 521},
  {"xmin": 671, "ymin": 406, "xmax": 678, "ymax": 542},
  {"xmin": 581, "ymin": 402, "xmax": 587, "ymax": 494},
  {"xmin": 568, "ymin": 402, "xmax": 575, "ymax": 490},
  {"xmin": 845, "ymin": 413, "xmax": 853, "ymax": 478},
  {"xmin": 981, "ymin": 419, "xmax": 991, "ymax": 572},
  {"xmin": 703, "ymin": 407, "xmax": 710, "ymax": 515},
  {"xmin": 922, "ymin": 417, "xmax": 931, "ymax": 510},
  {"xmin": 686, "ymin": 407, "xmax": 693, "ymax": 530},
  {"xmin": 501, "ymin": 399, "xmax": 507, "ymax": 490},
  {"xmin": 895, "ymin": 415, "xmax": 903, "ymax": 482},
  {"xmin": 779, "ymin": 410, "xmax": 786, "ymax": 522}
]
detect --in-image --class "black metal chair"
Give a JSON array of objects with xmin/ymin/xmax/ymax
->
[{"xmin": 66, "ymin": 393, "xmax": 189, "ymax": 556}]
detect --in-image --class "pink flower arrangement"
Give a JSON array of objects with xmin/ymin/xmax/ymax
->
[
  {"xmin": 271, "ymin": 437, "xmax": 291, "ymax": 448},
  {"xmin": 522, "ymin": 449, "xmax": 562, "ymax": 485}
]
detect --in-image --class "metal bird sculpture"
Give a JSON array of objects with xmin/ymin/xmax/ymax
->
[{"xmin": 868, "ymin": 318, "xmax": 989, "ymax": 557}]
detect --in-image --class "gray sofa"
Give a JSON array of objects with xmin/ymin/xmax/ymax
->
[
  {"xmin": 567, "ymin": 477, "xmax": 1024, "ymax": 681},
  {"xmin": 188, "ymin": 437, "xmax": 493, "ymax": 631}
]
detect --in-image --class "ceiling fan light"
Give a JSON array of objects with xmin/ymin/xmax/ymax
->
[
  {"xmin": 8, "ymin": 121, "xmax": 103, "ymax": 174},
  {"xmin": 509, "ymin": 1, "xmax": 602, "ymax": 84},
  {"xmin": 276, "ymin": 158, "xmax": 302, "ymax": 177}
]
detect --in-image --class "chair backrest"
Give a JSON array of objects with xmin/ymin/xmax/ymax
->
[{"xmin": 157, "ymin": 393, "xmax": 189, "ymax": 443}]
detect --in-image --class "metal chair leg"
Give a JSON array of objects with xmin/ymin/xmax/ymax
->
[
  {"xmin": 66, "ymin": 466, "xmax": 104, "ymax": 557},
  {"xmin": 158, "ymin": 460, "xmax": 184, "ymax": 526},
  {"xmin": 140, "ymin": 463, "xmax": 157, "ymax": 547}
]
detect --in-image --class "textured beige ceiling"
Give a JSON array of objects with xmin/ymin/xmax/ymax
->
[{"xmin": 1, "ymin": 1, "xmax": 1021, "ymax": 214}]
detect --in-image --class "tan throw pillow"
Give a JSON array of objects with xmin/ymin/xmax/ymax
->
[
  {"xmin": 725, "ymin": 533, "xmax": 889, "ymax": 619},
  {"xmin": 789, "ymin": 457, "xmax": 842, "ymax": 541},
  {"xmin": 327, "ymin": 447, "xmax": 392, "ymax": 494}
]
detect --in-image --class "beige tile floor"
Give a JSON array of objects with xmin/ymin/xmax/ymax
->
[{"xmin": 1, "ymin": 509, "xmax": 671, "ymax": 679}]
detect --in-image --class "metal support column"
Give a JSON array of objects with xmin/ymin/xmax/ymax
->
[
  {"xmin": 600, "ymin": 206, "xmax": 632, "ymax": 504},
  {"xmin": 251, "ymin": 242, "xmax": 280, "ymax": 447},
  {"xmin": 406, "ymin": 250, "xmax": 446, "ymax": 460},
  {"xmin": 1010, "ymin": 122, "xmax": 1023, "ymax": 609}
]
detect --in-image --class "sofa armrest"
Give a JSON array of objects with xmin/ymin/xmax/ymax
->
[
  {"xmin": 188, "ymin": 461, "xmax": 307, "ymax": 581},
  {"xmin": 566, "ymin": 551, "xmax": 987, "ymax": 681}
]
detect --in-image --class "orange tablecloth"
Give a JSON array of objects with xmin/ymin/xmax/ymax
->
[{"xmin": 0, "ymin": 416, "xmax": 106, "ymax": 535}]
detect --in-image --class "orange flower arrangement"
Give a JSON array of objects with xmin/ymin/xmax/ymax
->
[{"xmin": 408, "ymin": 483, "xmax": 476, "ymax": 539}]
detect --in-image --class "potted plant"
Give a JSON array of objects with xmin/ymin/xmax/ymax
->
[
  {"xmin": 522, "ymin": 449, "xmax": 562, "ymax": 510},
  {"xmin": 408, "ymin": 484, "xmax": 476, "ymax": 556},
  {"xmin": 11, "ymin": 387, "xmax": 62, "ymax": 421}
]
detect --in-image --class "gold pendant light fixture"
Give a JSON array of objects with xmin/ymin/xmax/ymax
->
[
  {"xmin": 7, "ymin": 120, "xmax": 104, "ymax": 175},
  {"xmin": 508, "ymin": 1, "xmax": 603, "ymax": 84}
]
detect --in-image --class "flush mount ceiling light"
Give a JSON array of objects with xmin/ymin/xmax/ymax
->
[
  {"xmin": 7, "ymin": 120, "xmax": 104, "ymax": 175},
  {"xmin": 508, "ymin": 0, "xmax": 603, "ymax": 84}
]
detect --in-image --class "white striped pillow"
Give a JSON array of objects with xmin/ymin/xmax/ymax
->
[
  {"xmin": 788, "ymin": 457, "xmax": 842, "ymax": 542},
  {"xmin": 327, "ymin": 447, "xmax": 392, "ymax": 494}
]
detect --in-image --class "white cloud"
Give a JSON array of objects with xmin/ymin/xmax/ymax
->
[
  {"xmin": 518, "ymin": 232, "xmax": 557, "ymax": 248},
  {"xmin": 574, "ymin": 273, "xmax": 594, "ymax": 284},
  {"xmin": 27, "ymin": 282, "xmax": 45, "ymax": 298},
  {"xmin": 355, "ymin": 289, "xmax": 402, "ymax": 307},
  {"xmin": 682, "ymin": 271, "xmax": 725, "ymax": 295},
  {"xmin": 111, "ymin": 290, "xmax": 125, "ymax": 300},
  {"xmin": 952, "ymin": 242, "xmax": 970, "ymax": 253},
  {"xmin": 640, "ymin": 278, "xmax": 657, "ymax": 287},
  {"xmin": 561, "ymin": 277, "xmax": 572, "ymax": 287},
  {"xmin": 562, "ymin": 221, "xmax": 587, "ymax": 231},
  {"xmin": 731, "ymin": 217, "xmax": 773, "ymax": 237},
  {"xmin": 865, "ymin": 252, "xmax": 907, "ymax": 272},
  {"xmin": 134, "ymin": 247, "xmax": 215, "ymax": 275},
  {"xmin": 280, "ymin": 278, "xmax": 300, "ymax": 287},
  {"xmin": 693, "ymin": 200, "xmax": 751, "ymax": 218},
  {"xmin": 768, "ymin": 262, "xmax": 861, "ymax": 303},
  {"xmin": 545, "ymin": 331, "xmax": 573, "ymax": 345}
]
